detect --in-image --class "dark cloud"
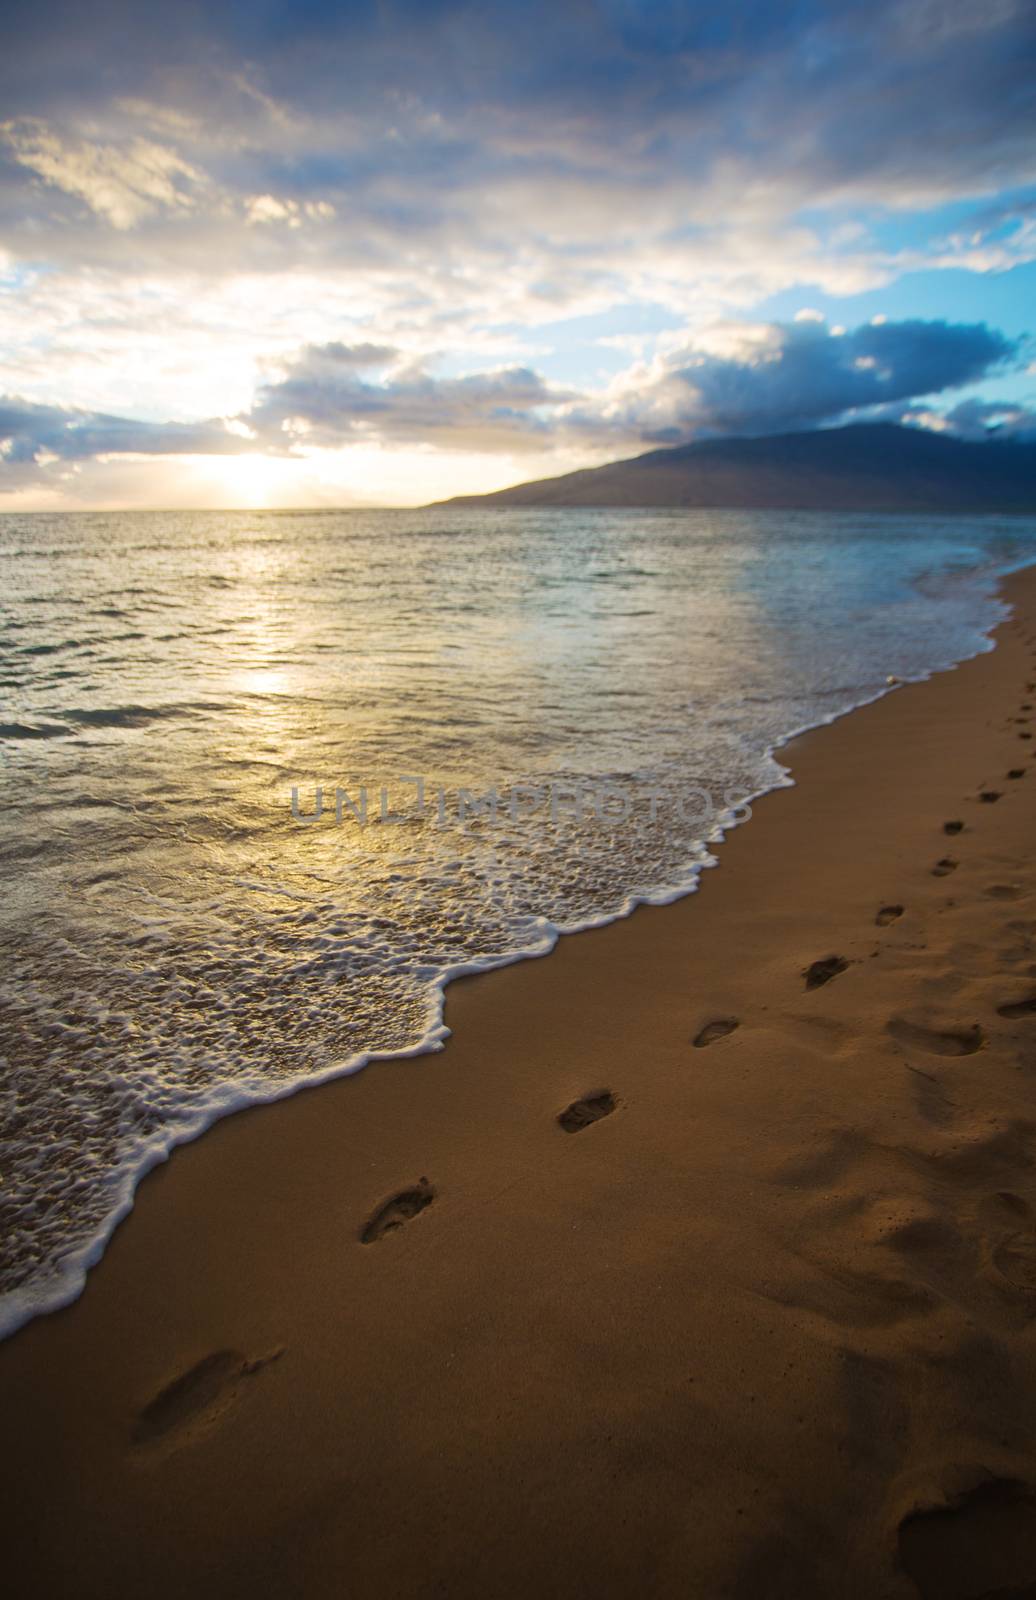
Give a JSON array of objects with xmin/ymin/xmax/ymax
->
[
  {"xmin": 596, "ymin": 318, "xmax": 1021, "ymax": 443},
  {"xmin": 0, "ymin": 397, "xmax": 245, "ymax": 465},
  {"xmin": 929, "ymin": 396, "xmax": 1036, "ymax": 442}
]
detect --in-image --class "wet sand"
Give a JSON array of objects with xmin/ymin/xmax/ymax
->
[{"xmin": 4, "ymin": 570, "xmax": 1036, "ymax": 1599}]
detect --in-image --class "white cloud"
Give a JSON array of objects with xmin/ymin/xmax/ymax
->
[
  {"xmin": 245, "ymin": 194, "xmax": 335, "ymax": 227},
  {"xmin": 1, "ymin": 119, "xmax": 202, "ymax": 228}
]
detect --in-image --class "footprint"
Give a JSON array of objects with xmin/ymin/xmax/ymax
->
[
  {"xmin": 693, "ymin": 1018, "xmax": 739, "ymax": 1048},
  {"xmin": 925, "ymin": 1119, "xmax": 1036, "ymax": 1180},
  {"xmin": 875, "ymin": 1207, "xmax": 957, "ymax": 1254},
  {"xmin": 558, "ymin": 1091, "xmax": 617, "ymax": 1133},
  {"xmin": 991, "ymin": 1232, "xmax": 1036, "ymax": 1294},
  {"xmin": 905, "ymin": 1063, "xmax": 958, "ymax": 1127},
  {"xmin": 932, "ymin": 858, "xmax": 958, "ymax": 877},
  {"xmin": 876, "ymin": 904, "xmax": 904, "ymax": 926},
  {"xmin": 979, "ymin": 791, "xmax": 1003, "ymax": 803},
  {"xmin": 898, "ymin": 1478, "xmax": 1036, "ymax": 1600},
  {"xmin": 988, "ymin": 1190, "xmax": 1034, "ymax": 1222},
  {"xmin": 361, "ymin": 1178, "xmax": 435, "ymax": 1242},
  {"xmin": 1008, "ymin": 769, "xmax": 1027, "ymax": 780},
  {"xmin": 804, "ymin": 955, "xmax": 849, "ymax": 991},
  {"xmin": 771, "ymin": 1128, "xmax": 865, "ymax": 1188},
  {"xmin": 997, "ymin": 997, "xmax": 1036, "ymax": 1020},
  {"xmin": 981, "ymin": 1193, "xmax": 1036, "ymax": 1296},
  {"xmin": 944, "ymin": 820, "xmax": 964, "ymax": 835},
  {"xmin": 887, "ymin": 1018, "xmax": 986, "ymax": 1057},
  {"xmin": 985, "ymin": 884, "xmax": 1024, "ymax": 901},
  {"xmin": 1020, "ymin": 732, "xmax": 1032, "ymax": 741},
  {"xmin": 133, "ymin": 1348, "xmax": 282, "ymax": 1445}
]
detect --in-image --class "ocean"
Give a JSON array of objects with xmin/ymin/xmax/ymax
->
[{"xmin": 2, "ymin": 505, "xmax": 1035, "ymax": 1338}]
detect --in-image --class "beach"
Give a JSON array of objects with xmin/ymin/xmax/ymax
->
[{"xmin": 3, "ymin": 565, "xmax": 1036, "ymax": 1598}]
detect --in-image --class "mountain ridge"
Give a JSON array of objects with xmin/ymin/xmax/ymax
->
[{"xmin": 431, "ymin": 423, "xmax": 1036, "ymax": 513}]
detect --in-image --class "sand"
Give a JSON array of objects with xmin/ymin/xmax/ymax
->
[{"xmin": 4, "ymin": 570, "xmax": 1036, "ymax": 1599}]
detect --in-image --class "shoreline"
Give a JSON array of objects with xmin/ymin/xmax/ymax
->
[
  {"xmin": 0, "ymin": 566, "xmax": 1016, "ymax": 1345},
  {"xmin": 5, "ymin": 567, "xmax": 1036, "ymax": 1597}
]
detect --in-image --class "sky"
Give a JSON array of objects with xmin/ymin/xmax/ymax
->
[{"xmin": 1, "ymin": 0, "xmax": 1035, "ymax": 509}]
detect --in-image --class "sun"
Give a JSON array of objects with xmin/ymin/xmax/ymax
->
[{"xmin": 199, "ymin": 453, "xmax": 304, "ymax": 509}]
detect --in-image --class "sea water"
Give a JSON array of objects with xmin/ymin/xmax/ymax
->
[{"xmin": 2, "ymin": 506, "xmax": 1035, "ymax": 1337}]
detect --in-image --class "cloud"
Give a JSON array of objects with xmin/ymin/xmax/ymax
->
[
  {"xmin": 2, "ymin": 316, "xmax": 1023, "ymax": 492},
  {"xmin": 246, "ymin": 342, "xmax": 576, "ymax": 450},
  {"xmin": 245, "ymin": 194, "xmax": 335, "ymax": 227},
  {"xmin": 1, "ymin": 119, "xmax": 202, "ymax": 229},
  {"xmin": 0, "ymin": 396, "xmax": 244, "ymax": 465},
  {"xmin": 572, "ymin": 316, "xmax": 1021, "ymax": 443},
  {"xmin": 239, "ymin": 318, "xmax": 1021, "ymax": 456},
  {"xmin": 910, "ymin": 396, "xmax": 1036, "ymax": 442},
  {"xmin": 1, "ymin": 1, "xmax": 1034, "ymax": 294},
  {"xmin": 0, "ymin": 345, "xmax": 572, "ymax": 482}
]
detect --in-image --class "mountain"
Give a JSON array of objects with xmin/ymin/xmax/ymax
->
[{"xmin": 433, "ymin": 423, "xmax": 1036, "ymax": 513}]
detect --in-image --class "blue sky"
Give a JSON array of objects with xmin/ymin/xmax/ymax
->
[{"xmin": 0, "ymin": 0, "xmax": 1034, "ymax": 506}]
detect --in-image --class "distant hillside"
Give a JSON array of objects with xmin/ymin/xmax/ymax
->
[{"xmin": 433, "ymin": 423, "xmax": 1036, "ymax": 513}]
